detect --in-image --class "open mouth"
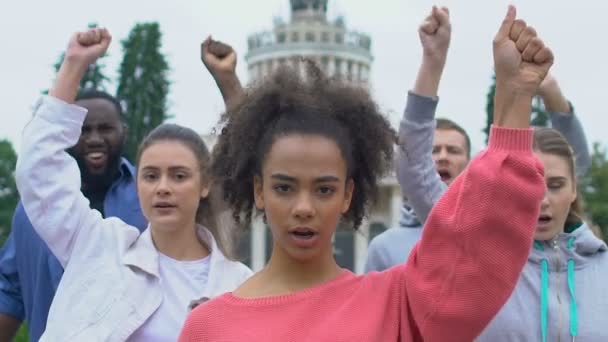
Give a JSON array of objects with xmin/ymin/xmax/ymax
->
[
  {"xmin": 289, "ymin": 227, "xmax": 318, "ymax": 241},
  {"xmin": 291, "ymin": 230, "xmax": 315, "ymax": 239},
  {"xmin": 438, "ymin": 170, "xmax": 452, "ymax": 182},
  {"xmin": 538, "ymin": 214, "xmax": 552, "ymax": 226},
  {"xmin": 154, "ymin": 202, "xmax": 177, "ymax": 209},
  {"xmin": 85, "ymin": 152, "xmax": 107, "ymax": 169}
]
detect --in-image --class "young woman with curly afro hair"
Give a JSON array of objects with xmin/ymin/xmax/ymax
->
[{"xmin": 179, "ymin": 6, "xmax": 551, "ymax": 341}]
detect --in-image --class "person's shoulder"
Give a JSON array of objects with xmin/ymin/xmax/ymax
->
[
  {"xmin": 11, "ymin": 201, "xmax": 37, "ymax": 238},
  {"xmin": 12, "ymin": 201, "xmax": 27, "ymax": 221},
  {"xmin": 369, "ymin": 227, "xmax": 417, "ymax": 248},
  {"xmin": 189, "ymin": 292, "xmax": 233, "ymax": 319},
  {"xmin": 222, "ymin": 259, "xmax": 254, "ymax": 281},
  {"xmin": 181, "ymin": 295, "xmax": 229, "ymax": 338}
]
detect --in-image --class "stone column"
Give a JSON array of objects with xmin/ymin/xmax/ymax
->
[
  {"xmin": 390, "ymin": 186, "xmax": 402, "ymax": 228},
  {"xmin": 354, "ymin": 219, "xmax": 370, "ymax": 274},
  {"xmin": 251, "ymin": 217, "xmax": 267, "ymax": 272}
]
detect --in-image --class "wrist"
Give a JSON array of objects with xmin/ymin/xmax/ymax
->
[
  {"xmin": 420, "ymin": 56, "xmax": 446, "ymax": 74},
  {"xmin": 62, "ymin": 54, "xmax": 90, "ymax": 72},
  {"xmin": 494, "ymin": 83, "xmax": 534, "ymax": 128},
  {"xmin": 214, "ymin": 73, "xmax": 240, "ymax": 89},
  {"xmin": 495, "ymin": 80, "xmax": 537, "ymax": 99}
]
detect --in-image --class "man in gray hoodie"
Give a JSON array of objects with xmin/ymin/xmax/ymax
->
[
  {"xmin": 364, "ymin": 116, "xmax": 470, "ymax": 273},
  {"xmin": 364, "ymin": 7, "xmax": 590, "ymax": 273}
]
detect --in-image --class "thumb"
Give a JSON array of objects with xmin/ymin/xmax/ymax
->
[
  {"xmin": 202, "ymin": 36, "xmax": 211, "ymax": 54},
  {"xmin": 434, "ymin": 6, "xmax": 450, "ymax": 28},
  {"xmin": 99, "ymin": 28, "xmax": 112, "ymax": 50},
  {"xmin": 495, "ymin": 5, "xmax": 516, "ymax": 41}
]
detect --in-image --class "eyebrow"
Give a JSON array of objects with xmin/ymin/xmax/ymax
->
[
  {"xmin": 271, "ymin": 173, "xmax": 340, "ymax": 183},
  {"xmin": 433, "ymin": 144, "xmax": 464, "ymax": 149},
  {"xmin": 547, "ymin": 176, "xmax": 568, "ymax": 181},
  {"xmin": 140, "ymin": 166, "xmax": 193, "ymax": 172}
]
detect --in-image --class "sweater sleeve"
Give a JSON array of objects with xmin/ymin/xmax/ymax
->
[
  {"xmin": 397, "ymin": 92, "xmax": 448, "ymax": 223},
  {"xmin": 403, "ymin": 126, "xmax": 545, "ymax": 341},
  {"xmin": 549, "ymin": 107, "xmax": 591, "ymax": 180}
]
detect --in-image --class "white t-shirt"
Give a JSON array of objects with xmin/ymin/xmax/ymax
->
[{"xmin": 128, "ymin": 253, "xmax": 210, "ymax": 341}]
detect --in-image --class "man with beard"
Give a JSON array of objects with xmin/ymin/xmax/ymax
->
[{"xmin": 0, "ymin": 90, "xmax": 147, "ymax": 342}]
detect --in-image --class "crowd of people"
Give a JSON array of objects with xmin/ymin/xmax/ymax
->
[{"xmin": 0, "ymin": 5, "xmax": 606, "ymax": 341}]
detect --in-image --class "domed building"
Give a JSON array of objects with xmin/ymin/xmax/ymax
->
[{"xmin": 245, "ymin": 0, "xmax": 373, "ymax": 84}]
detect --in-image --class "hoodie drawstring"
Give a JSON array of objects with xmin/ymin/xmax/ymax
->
[
  {"xmin": 567, "ymin": 237, "xmax": 578, "ymax": 340},
  {"xmin": 534, "ymin": 241, "xmax": 549, "ymax": 342},
  {"xmin": 534, "ymin": 238, "xmax": 578, "ymax": 342}
]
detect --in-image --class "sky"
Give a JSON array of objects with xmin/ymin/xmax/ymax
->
[{"xmin": 1, "ymin": 0, "xmax": 606, "ymax": 154}]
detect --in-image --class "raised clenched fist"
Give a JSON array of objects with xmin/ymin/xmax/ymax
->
[
  {"xmin": 419, "ymin": 6, "xmax": 451, "ymax": 68},
  {"xmin": 493, "ymin": 5, "xmax": 553, "ymax": 96},
  {"xmin": 65, "ymin": 27, "xmax": 112, "ymax": 67},
  {"xmin": 201, "ymin": 36, "xmax": 237, "ymax": 77}
]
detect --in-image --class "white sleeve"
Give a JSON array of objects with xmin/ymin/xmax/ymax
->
[{"xmin": 16, "ymin": 96, "xmax": 108, "ymax": 267}]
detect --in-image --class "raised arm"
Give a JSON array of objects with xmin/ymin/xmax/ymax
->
[
  {"xmin": 538, "ymin": 74, "xmax": 591, "ymax": 178},
  {"xmin": 15, "ymin": 28, "xmax": 113, "ymax": 267},
  {"xmin": 397, "ymin": 6, "xmax": 450, "ymax": 223},
  {"xmin": 403, "ymin": 6, "xmax": 550, "ymax": 340},
  {"xmin": 201, "ymin": 37, "xmax": 244, "ymax": 108}
]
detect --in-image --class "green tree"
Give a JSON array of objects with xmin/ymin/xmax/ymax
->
[
  {"xmin": 581, "ymin": 143, "xmax": 608, "ymax": 240},
  {"xmin": 44, "ymin": 23, "xmax": 110, "ymax": 94},
  {"xmin": 116, "ymin": 22, "xmax": 171, "ymax": 162},
  {"xmin": 0, "ymin": 139, "xmax": 18, "ymax": 245},
  {"xmin": 484, "ymin": 73, "xmax": 549, "ymax": 144},
  {"xmin": 483, "ymin": 75, "xmax": 496, "ymax": 144}
]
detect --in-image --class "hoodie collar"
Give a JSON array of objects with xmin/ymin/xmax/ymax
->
[
  {"xmin": 399, "ymin": 204, "xmax": 422, "ymax": 228},
  {"xmin": 529, "ymin": 223, "xmax": 607, "ymax": 270}
]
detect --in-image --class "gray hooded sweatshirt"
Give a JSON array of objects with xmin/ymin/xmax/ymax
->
[
  {"xmin": 392, "ymin": 92, "xmax": 605, "ymax": 340},
  {"xmin": 479, "ymin": 223, "xmax": 608, "ymax": 341},
  {"xmin": 364, "ymin": 205, "xmax": 423, "ymax": 272}
]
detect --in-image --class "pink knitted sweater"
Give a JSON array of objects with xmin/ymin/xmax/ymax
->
[{"xmin": 179, "ymin": 127, "xmax": 545, "ymax": 342}]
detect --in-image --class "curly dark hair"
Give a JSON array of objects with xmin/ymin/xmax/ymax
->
[{"xmin": 211, "ymin": 61, "xmax": 396, "ymax": 230}]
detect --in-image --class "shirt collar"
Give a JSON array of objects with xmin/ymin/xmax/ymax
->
[
  {"xmin": 121, "ymin": 225, "xmax": 227, "ymax": 280},
  {"xmin": 117, "ymin": 157, "xmax": 136, "ymax": 182}
]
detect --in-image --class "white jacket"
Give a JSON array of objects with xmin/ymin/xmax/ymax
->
[{"xmin": 15, "ymin": 96, "xmax": 253, "ymax": 341}]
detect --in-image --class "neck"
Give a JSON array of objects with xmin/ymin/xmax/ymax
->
[
  {"xmin": 260, "ymin": 242, "xmax": 343, "ymax": 293},
  {"xmin": 151, "ymin": 221, "xmax": 209, "ymax": 261},
  {"xmin": 82, "ymin": 169, "xmax": 120, "ymax": 193}
]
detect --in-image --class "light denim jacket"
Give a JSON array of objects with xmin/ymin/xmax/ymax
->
[{"xmin": 15, "ymin": 96, "xmax": 252, "ymax": 341}]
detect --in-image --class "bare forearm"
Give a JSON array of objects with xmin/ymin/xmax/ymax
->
[
  {"xmin": 48, "ymin": 59, "xmax": 86, "ymax": 103},
  {"xmin": 0, "ymin": 313, "xmax": 21, "ymax": 342},
  {"xmin": 215, "ymin": 74, "xmax": 244, "ymax": 107},
  {"xmin": 412, "ymin": 60, "xmax": 445, "ymax": 98},
  {"xmin": 539, "ymin": 80, "xmax": 571, "ymax": 113}
]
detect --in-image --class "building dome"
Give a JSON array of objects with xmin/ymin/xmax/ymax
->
[
  {"xmin": 290, "ymin": 0, "xmax": 328, "ymax": 21},
  {"xmin": 246, "ymin": 0, "xmax": 373, "ymax": 85}
]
